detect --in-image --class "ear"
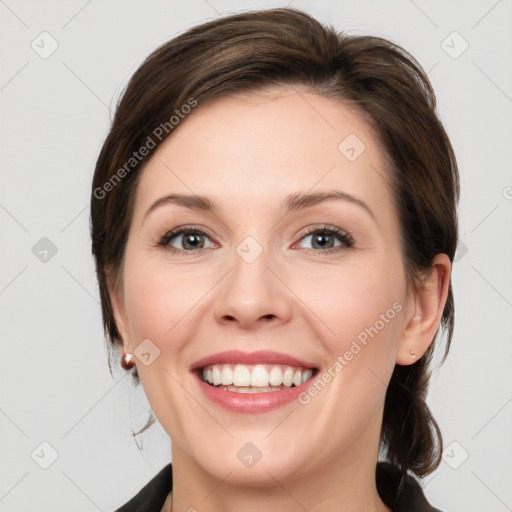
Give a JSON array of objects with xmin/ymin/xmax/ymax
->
[
  {"xmin": 396, "ymin": 254, "xmax": 451, "ymax": 365},
  {"xmin": 106, "ymin": 268, "xmax": 133, "ymax": 355}
]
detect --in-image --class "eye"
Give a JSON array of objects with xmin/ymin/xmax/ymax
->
[
  {"xmin": 157, "ymin": 224, "xmax": 354, "ymax": 255},
  {"xmin": 295, "ymin": 225, "xmax": 354, "ymax": 253},
  {"xmin": 158, "ymin": 227, "xmax": 215, "ymax": 253}
]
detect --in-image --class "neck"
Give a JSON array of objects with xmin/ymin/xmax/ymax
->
[{"xmin": 167, "ymin": 441, "xmax": 390, "ymax": 512}]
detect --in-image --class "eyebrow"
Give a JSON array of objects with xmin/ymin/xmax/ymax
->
[{"xmin": 144, "ymin": 190, "xmax": 375, "ymax": 220}]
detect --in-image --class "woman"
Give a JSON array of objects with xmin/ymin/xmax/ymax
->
[{"xmin": 90, "ymin": 8, "xmax": 458, "ymax": 511}]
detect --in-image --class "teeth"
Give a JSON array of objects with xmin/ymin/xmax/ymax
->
[
  {"xmin": 221, "ymin": 366, "xmax": 234, "ymax": 385},
  {"xmin": 250, "ymin": 365, "xmax": 268, "ymax": 387},
  {"xmin": 212, "ymin": 366, "xmax": 222, "ymax": 385},
  {"xmin": 233, "ymin": 364, "xmax": 251, "ymax": 386},
  {"xmin": 201, "ymin": 364, "xmax": 315, "ymax": 389},
  {"xmin": 219, "ymin": 385, "xmax": 291, "ymax": 394},
  {"xmin": 269, "ymin": 366, "xmax": 282, "ymax": 386},
  {"xmin": 282, "ymin": 367, "xmax": 294, "ymax": 387}
]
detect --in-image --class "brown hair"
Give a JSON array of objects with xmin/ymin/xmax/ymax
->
[{"xmin": 90, "ymin": 7, "xmax": 459, "ymax": 477}]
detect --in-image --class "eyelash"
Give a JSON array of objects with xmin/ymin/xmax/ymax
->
[{"xmin": 156, "ymin": 224, "xmax": 355, "ymax": 255}]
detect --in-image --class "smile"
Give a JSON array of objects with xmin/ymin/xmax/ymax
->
[
  {"xmin": 201, "ymin": 363, "xmax": 315, "ymax": 393},
  {"xmin": 191, "ymin": 350, "xmax": 320, "ymax": 412}
]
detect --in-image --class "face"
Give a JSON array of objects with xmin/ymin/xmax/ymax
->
[{"xmin": 111, "ymin": 87, "xmax": 418, "ymax": 485}]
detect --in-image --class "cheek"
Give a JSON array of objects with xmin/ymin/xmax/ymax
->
[
  {"xmin": 297, "ymin": 264, "xmax": 405, "ymax": 396},
  {"xmin": 295, "ymin": 258, "xmax": 406, "ymax": 423},
  {"xmin": 122, "ymin": 244, "xmax": 406, "ymax": 358},
  {"xmin": 122, "ymin": 250, "xmax": 212, "ymax": 344},
  {"xmin": 120, "ymin": 254, "xmax": 210, "ymax": 434},
  {"xmin": 296, "ymin": 256, "xmax": 406, "ymax": 350}
]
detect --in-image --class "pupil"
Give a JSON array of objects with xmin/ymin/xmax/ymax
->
[
  {"xmin": 314, "ymin": 233, "xmax": 333, "ymax": 249},
  {"xmin": 184, "ymin": 233, "xmax": 203, "ymax": 249}
]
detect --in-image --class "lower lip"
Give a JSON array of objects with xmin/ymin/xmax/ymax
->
[{"xmin": 194, "ymin": 372, "xmax": 316, "ymax": 414}]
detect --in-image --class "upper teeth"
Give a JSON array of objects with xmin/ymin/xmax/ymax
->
[{"xmin": 201, "ymin": 364, "xmax": 313, "ymax": 388}]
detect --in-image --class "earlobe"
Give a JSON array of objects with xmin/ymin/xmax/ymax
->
[{"xmin": 396, "ymin": 254, "xmax": 451, "ymax": 365}]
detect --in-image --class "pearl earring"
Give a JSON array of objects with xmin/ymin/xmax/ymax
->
[
  {"xmin": 121, "ymin": 352, "xmax": 136, "ymax": 370},
  {"xmin": 410, "ymin": 349, "xmax": 416, "ymax": 360}
]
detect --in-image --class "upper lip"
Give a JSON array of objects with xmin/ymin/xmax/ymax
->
[{"xmin": 190, "ymin": 350, "xmax": 317, "ymax": 370}]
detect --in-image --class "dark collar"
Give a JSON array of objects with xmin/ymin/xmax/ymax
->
[
  {"xmin": 115, "ymin": 461, "xmax": 442, "ymax": 511},
  {"xmin": 376, "ymin": 462, "xmax": 442, "ymax": 511}
]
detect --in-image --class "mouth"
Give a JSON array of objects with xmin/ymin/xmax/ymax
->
[
  {"xmin": 198, "ymin": 363, "xmax": 318, "ymax": 393},
  {"xmin": 191, "ymin": 350, "xmax": 319, "ymax": 396},
  {"xmin": 191, "ymin": 351, "xmax": 320, "ymax": 413}
]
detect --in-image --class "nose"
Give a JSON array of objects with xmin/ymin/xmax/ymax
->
[{"xmin": 214, "ymin": 245, "xmax": 293, "ymax": 330}]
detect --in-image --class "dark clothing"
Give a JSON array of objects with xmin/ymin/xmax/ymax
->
[{"xmin": 115, "ymin": 461, "xmax": 442, "ymax": 511}]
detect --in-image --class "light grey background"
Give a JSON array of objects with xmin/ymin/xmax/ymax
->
[{"xmin": 1, "ymin": 0, "xmax": 511, "ymax": 510}]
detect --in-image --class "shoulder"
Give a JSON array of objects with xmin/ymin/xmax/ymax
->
[
  {"xmin": 113, "ymin": 463, "xmax": 173, "ymax": 512},
  {"xmin": 376, "ymin": 461, "xmax": 443, "ymax": 511}
]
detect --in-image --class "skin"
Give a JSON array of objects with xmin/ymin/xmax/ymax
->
[{"xmin": 109, "ymin": 86, "xmax": 451, "ymax": 512}]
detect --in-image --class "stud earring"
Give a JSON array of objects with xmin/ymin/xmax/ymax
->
[
  {"xmin": 410, "ymin": 349, "xmax": 416, "ymax": 360},
  {"xmin": 121, "ymin": 352, "xmax": 136, "ymax": 370}
]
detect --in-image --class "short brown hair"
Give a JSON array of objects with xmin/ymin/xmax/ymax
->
[{"xmin": 90, "ymin": 7, "xmax": 459, "ymax": 477}]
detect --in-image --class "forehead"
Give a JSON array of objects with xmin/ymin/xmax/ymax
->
[{"xmin": 132, "ymin": 87, "xmax": 394, "ymax": 223}]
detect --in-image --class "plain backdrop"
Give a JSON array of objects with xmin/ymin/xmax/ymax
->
[{"xmin": 1, "ymin": 1, "xmax": 511, "ymax": 510}]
